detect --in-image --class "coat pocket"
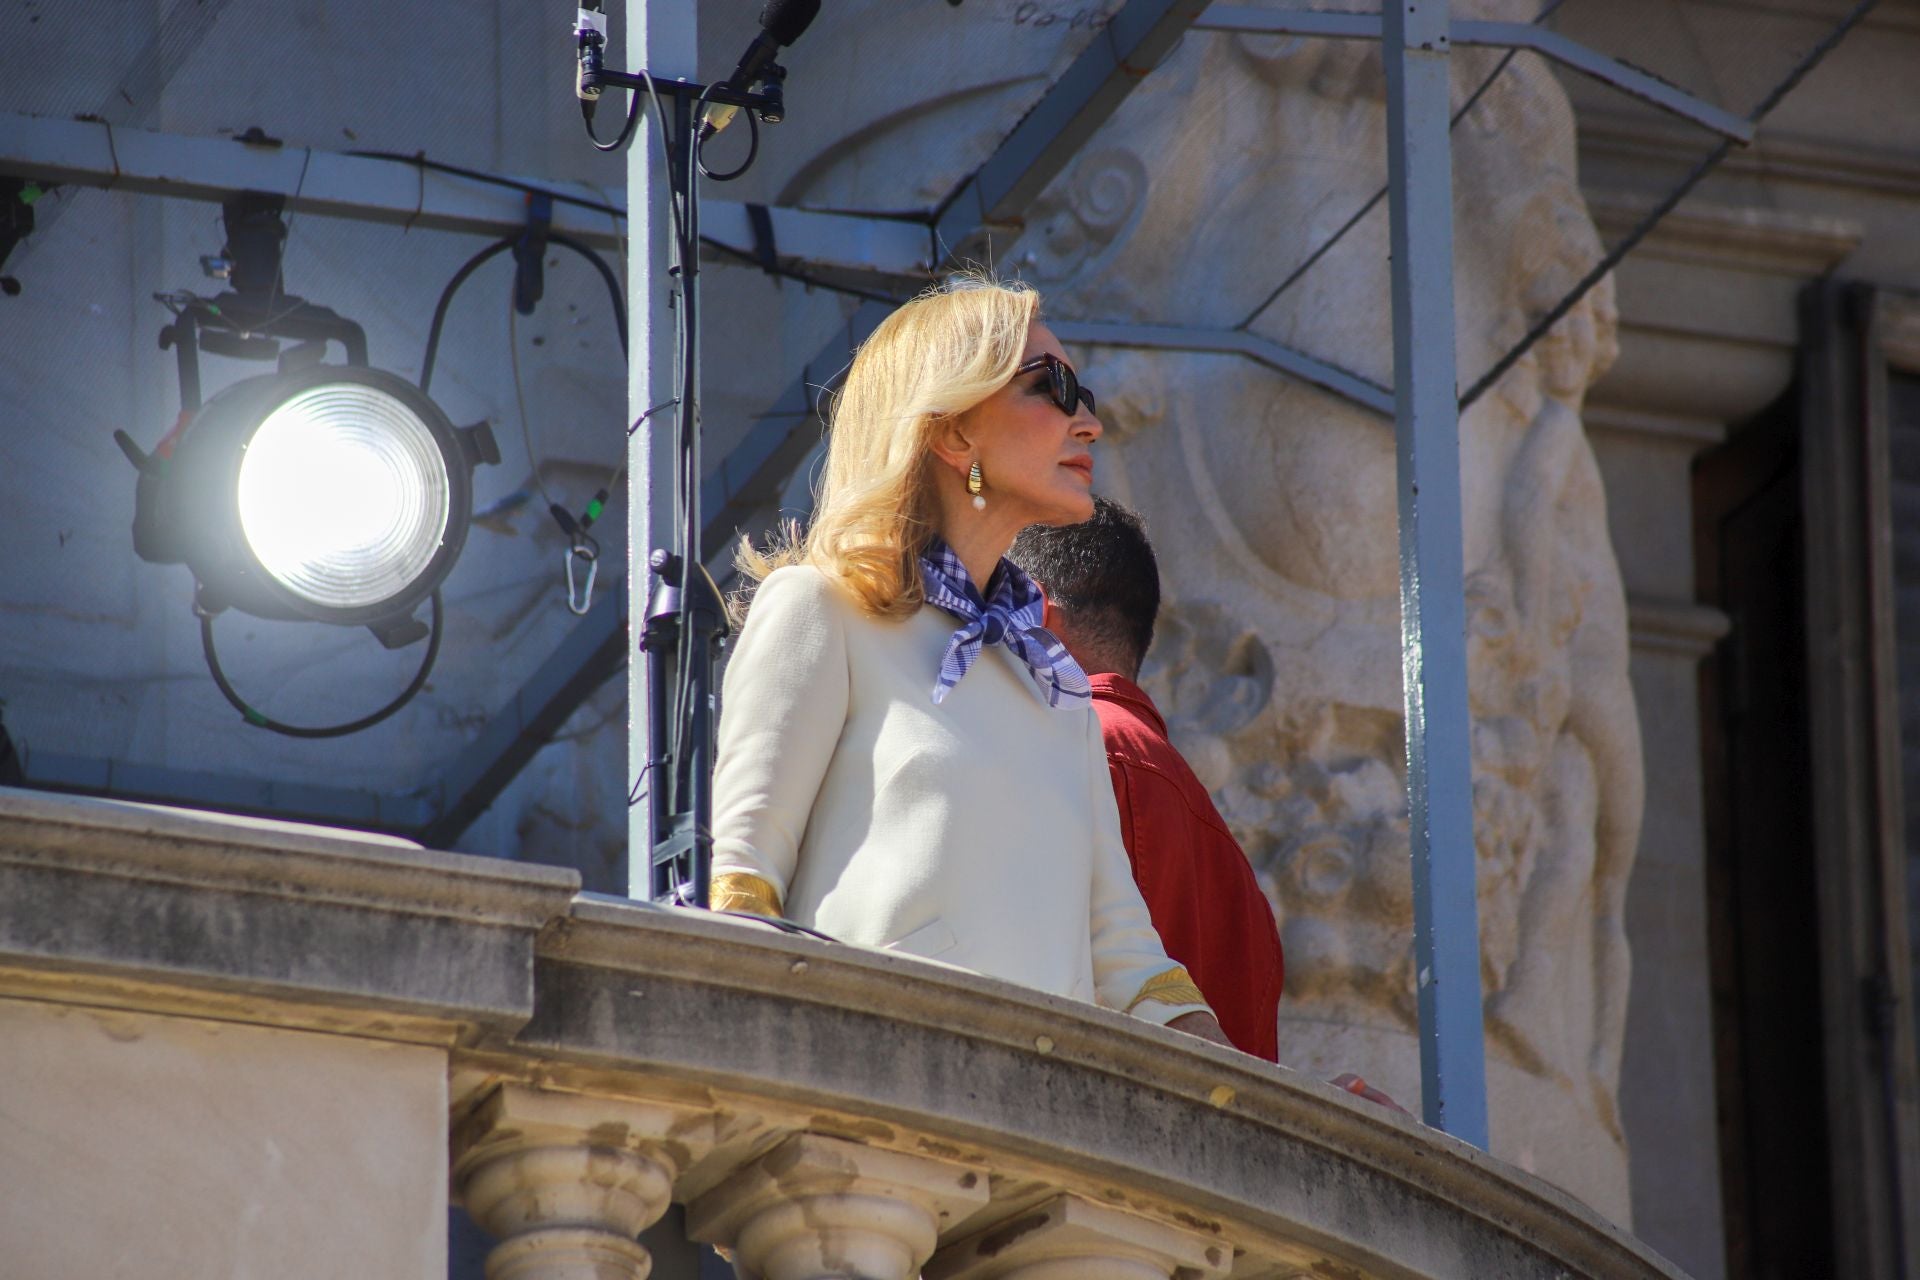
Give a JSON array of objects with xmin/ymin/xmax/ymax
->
[{"xmin": 883, "ymin": 917, "xmax": 958, "ymax": 959}]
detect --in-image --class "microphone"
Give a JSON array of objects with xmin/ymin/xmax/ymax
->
[
  {"xmin": 575, "ymin": 2, "xmax": 608, "ymax": 111},
  {"xmin": 700, "ymin": 0, "xmax": 821, "ymax": 140}
]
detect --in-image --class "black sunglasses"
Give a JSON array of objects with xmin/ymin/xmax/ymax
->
[{"xmin": 1015, "ymin": 353, "xmax": 1097, "ymax": 418}]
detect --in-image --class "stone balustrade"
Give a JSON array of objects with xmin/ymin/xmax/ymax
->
[{"xmin": 0, "ymin": 788, "xmax": 1688, "ymax": 1279}]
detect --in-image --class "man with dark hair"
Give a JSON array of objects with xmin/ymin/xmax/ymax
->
[{"xmin": 1011, "ymin": 498, "xmax": 1285, "ymax": 1061}]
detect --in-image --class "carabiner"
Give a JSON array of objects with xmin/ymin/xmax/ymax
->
[{"xmin": 565, "ymin": 541, "xmax": 599, "ymax": 615}]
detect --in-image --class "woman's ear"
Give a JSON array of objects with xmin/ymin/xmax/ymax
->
[{"xmin": 926, "ymin": 411, "xmax": 975, "ymax": 473}]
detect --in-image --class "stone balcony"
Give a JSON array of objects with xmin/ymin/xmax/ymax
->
[{"xmin": 0, "ymin": 787, "xmax": 1684, "ymax": 1280}]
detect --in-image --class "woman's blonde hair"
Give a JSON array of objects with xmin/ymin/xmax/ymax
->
[{"xmin": 737, "ymin": 274, "xmax": 1041, "ymax": 617}]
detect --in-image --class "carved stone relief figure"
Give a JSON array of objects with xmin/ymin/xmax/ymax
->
[
  {"xmin": 764, "ymin": 0, "xmax": 1644, "ymax": 1224},
  {"xmin": 1032, "ymin": 4, "xmax": 1640, "ymax": 1221}
]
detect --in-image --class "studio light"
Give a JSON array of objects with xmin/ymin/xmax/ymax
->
[
  {"xmin": 116, "ymin": 189, "xmax": 499, "ymax": 736},
  {"xmin": 137, "ymin": 364, "xmax": 492, "ymax": 646}
]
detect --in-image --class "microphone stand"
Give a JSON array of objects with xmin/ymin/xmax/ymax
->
[{"xmin": 578, "ymin": 50, "xmax": 783, "ymax": 908}]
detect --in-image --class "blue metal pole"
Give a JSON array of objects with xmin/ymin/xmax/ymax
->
[
  {"xmin": 1382, "ymin": 0, "xmax": 1490, "ymax": 1146},
  {"xmin": 628, "ymin": 0, "xmax": 697, "ymax": 897}
]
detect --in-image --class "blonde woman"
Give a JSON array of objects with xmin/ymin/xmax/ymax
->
[{"xmin": 711, "ymin": 278, "xmax": 1228, "ymax": 1047}]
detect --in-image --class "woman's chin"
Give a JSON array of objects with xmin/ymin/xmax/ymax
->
[{"xmin": 1047, "ymin": 490, "xmax": 1096, "ymax": 525}]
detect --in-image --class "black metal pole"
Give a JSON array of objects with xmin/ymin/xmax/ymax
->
[
  {"xmin": 641, "ymin": 550, "xmax": 727, "ymax": 906},
  {"xmin": 634, "ymin": 83, "xmax": 730, "ymax": 908}
]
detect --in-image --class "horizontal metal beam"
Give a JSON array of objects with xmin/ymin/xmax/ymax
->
[
  {"xmin": 934, "ymin": 0, "xmax": 1211, "ymax": 262},
  {"xmin": 0, "ymin": 111, "xmax": 930, "ymax": 273},
  {"xmin": 1194, "ymin": 7, "xmax": 1382, "ymax": 39},
  {"xmin": 1453, "ymin": 22, "xmax": 1753, "ymax": 142},
  {"xmin": 1050, "ymin": 320, "xmax": 1394, "ymax": 417},
  {"xmin": 1193, "ymin": 7, "xmax": 1755, "ymax": 143}
]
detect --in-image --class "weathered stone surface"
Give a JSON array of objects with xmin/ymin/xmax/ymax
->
[
  {"xmin": 512, "ymin": 896, "xmax": 1684, "ymax": 1280},
  {"xmin": 689, "ymin": 1133, "xmax": 990, "ymax": 1280},
  {"xmin": 451, "ymin": 1080, "xmax": 721, "ymax": 1279},
  {"xmin": 926, "ymin": 1192, "xmax": 1228, "ymax": 1280},
  {"xmin": 0, "ymin": 786, "xmax": 578, "ymax": 1040},
  {"xmin": 0, "ymin": 996, "xmax": 448, "ymax": 1280}
]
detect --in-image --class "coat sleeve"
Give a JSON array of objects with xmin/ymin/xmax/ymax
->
[
  {"xmin": 1082, "ymin": 708, "xmax": 1213, "ymax": 1026},
  {"xmin": 709, "ymin": 567, "xmax": 850, "ymax": 915}
]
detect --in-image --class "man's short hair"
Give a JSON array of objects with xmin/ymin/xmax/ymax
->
[{"xmin": 1009, "ymin": 496, "xmax": 1161, "ymax": 668}]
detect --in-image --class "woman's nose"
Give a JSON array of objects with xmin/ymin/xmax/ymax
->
[{"xmin": 1074, "ymin": 410, "xmax": 1103, "ymax": 442}]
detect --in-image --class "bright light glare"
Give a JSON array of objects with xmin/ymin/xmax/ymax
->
[{"xmin": 236, "ymin": 384, "xmax": 451, "ymax": 611}]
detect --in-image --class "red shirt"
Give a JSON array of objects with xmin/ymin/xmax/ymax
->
[{"xmin": 1091, "ymin": 674, "xmax": 1284, "ymax": 1061}]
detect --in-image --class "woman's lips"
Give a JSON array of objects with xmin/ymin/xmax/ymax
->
[{"xmin": 1060, "ymin": 457, "xmax": 1093, "ymax": 480}]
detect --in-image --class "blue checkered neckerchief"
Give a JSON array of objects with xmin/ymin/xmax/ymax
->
[{"xmin": 917, "ymin": 535, "xmax": 1091, "ymax": 709}]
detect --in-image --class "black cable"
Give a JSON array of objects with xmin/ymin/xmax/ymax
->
[
  {"xmin": 673, "ymin": 93, "xmax": 705, "ymax": 839},
  {"xmin": 1235, "ymin": 0, "xmax": 1572, "ymax": 332},
  {"xmin": 420, "ymin": 237, "xmax": 514, "ymax": 393},
  {"xmin": 1457, "ymin": 0, "xmax": 1880, "ymax": 411},
  {"xmin": 628, "ymin": 398, "xmax": 680, "ymax": 437},
  {"xmin": 199, "ymin": 593, "xmax": 443, "ymax": 739},
  {"xmin": 356, "ymin": 141, "xmax": 899, "ymax": 309},
  {"xmin": 696, "ymin": 108, "xmax": 760, "ymax": 182},
  {"xmin": 700, "ymin": 235, "xmax": 906, "ymax": 306},
  {"xmin": 345, "ymin": 149, "xmax": 625, "ymax": 218},
  {"xmin": 584, "ymin": 87, "xmax": 646, "ymax": 153},
  {"xmin": 419, "ymin": 231, "xmax": 628, "ymax": 394},
  {"xmin": 552, "ymin": 230, "xmax": 630, "ymax": 354},
  {"xmin": 1456, "ymin": 139, "xmax": 1731, "ymax": 411},
  {"xmin": 716, "ymin": 911, "xmax": 840, "ymax": 943}
]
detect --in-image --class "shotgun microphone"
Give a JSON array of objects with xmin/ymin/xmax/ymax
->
[{"xmin": 699, "ymin": 0, "xmax": 821, "ymax": 140}]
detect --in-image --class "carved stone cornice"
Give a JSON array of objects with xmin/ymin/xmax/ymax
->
[
  {"xmin": 1584, "ymin": 403, "xmax": 1728, "ymax": 452},
  {"xmin": 1581, "ymin": 109, "xmax": 1920, "ymax": 203},
  {"xmin": 1628, "ymin": 594, "xmax": 1733, "ymax": 660},
  {"xmin": 1586, "ymin": 192, "xmax": 1863, "ymax": 278},
  {"xmin": 1580, "ymin": 188, "xmax": 1862, "ymax": 420}
]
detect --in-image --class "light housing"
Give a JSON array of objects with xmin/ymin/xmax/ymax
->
[{"xmin": 133, "ymin": 364, "xmax": 498, "ymax": 647}]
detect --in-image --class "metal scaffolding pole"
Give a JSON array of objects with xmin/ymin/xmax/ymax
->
[
  {"xmin": 628, "ymin": 0, "xmax": 696, "ymax": 894},
  {"xmin": 1383, "ymin": 0, "xmax": 1489, "ymax": 1146}
]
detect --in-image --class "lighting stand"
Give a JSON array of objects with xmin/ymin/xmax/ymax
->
[{"xmin": 576, "ymin": 58, "xmax": 783, "ymax": 907}]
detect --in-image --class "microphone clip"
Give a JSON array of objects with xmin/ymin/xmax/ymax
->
[{"xmin": 752, "ymin": 63, "xmax": 788, "ymax": 126}]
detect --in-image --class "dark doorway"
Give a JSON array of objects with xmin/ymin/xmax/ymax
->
[{"xmin": 1694, "ymin": 391, "xmax": 1836, "ymax": 1280}]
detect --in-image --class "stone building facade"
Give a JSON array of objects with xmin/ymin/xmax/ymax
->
[{"xmin": 3, "ymin": 3, "xmax": 1920, "ymax": 1278}]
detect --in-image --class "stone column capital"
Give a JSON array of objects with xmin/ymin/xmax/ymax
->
[
  {"xmin": 453, "ymin": 1085, "xmax": 717, "ymax": 1280},
  {"xmin": 925, "ymin": 1193, "xmax": 1230, "ymax": 1280},
  {"xmin": 687, "ymin": 1132, "xmax": 990, "ymax": 1280}
]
